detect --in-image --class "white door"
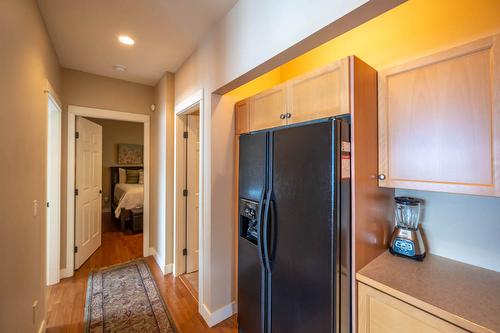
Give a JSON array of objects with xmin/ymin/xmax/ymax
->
[
  {"xmin": 46, "ymin": 97, "xmax": 61, "ymax": 285},
  {"xmin": 75, "ymin": 117, "xmax": 102, "ymax": 269},
  {"xmin": 186, "ymin": 115, "xmax": 199, "ymax": 273}
]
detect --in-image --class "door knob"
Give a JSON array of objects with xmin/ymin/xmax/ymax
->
[
  {"xmin": 279, "ymin": 114, "xmax": 286, "ymax": 119},
  {"xmin": 285, "ymin": 113, "xmax": 292, "ymax": 118},
  {"xmin": 378, "ymin": 174, "xmax": 386, "ymax": 180}
]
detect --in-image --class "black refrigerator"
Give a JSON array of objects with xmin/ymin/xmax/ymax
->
[{"xmin": 238, "ymin": 117, "xmax": 351, "ymax": 333}]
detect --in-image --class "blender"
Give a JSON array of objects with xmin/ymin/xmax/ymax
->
[{"xmin": 389, "ymin": 197, "xmax": 426, "ymax": 260}]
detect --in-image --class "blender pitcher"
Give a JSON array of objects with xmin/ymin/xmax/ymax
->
[{"xmin": 390, "ymin": 197, "xmax": 426, "ymax": 260}]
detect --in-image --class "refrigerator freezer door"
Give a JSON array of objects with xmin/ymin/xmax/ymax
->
[
  {"xmin": 238, "ymin": 132, "xmax": 268, "ymax": 333},
  {"xmin": 239, "ymin": 133, "xmax": 267, "ymax": 202},
  {"xmin": 270, "ymin": 121, "xmax": 335, "ymax": 333}
]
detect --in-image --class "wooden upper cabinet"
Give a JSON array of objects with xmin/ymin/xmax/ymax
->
[
  {"xmin": 287, "ymin": 58, "xmax": 350, "ymax": 124},
  {"xmin": 248, "ymin": 85, "xmax": 287, "ymax": 132},
  {"xmin": 378, "ymin": 35, "xmax": 500, "ymax": 196},
  {"xmin": 235, "ymin": 99, "xmax": 249, "ymax": 135}
]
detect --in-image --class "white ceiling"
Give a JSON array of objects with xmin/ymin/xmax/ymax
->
[{"xmin": 38, "ymin": 0, "xmax": 237, "ymax": 86}]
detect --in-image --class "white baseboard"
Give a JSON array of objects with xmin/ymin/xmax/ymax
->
[
  {"xmin": 38, "ymin": 319, "xmax": 46, "ymax": 333},
  {"xmin": 164, "ymin": 263, "xmax": 173, "ymax": 274},
  {"xmin": 200, "ymin": 301, "xmax": 237, "ymax": 327},
  {"xmin": 59, "ymin": 267, "xmax": 73, "ymax": 279},
  {"xmin": 149, "ymin": 247, "xmax": 172, "ymax": 275}
]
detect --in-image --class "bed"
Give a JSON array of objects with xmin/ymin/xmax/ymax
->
[{"xmin": 110, "ymin": 166, "xmax": 144, "ymax": 230}]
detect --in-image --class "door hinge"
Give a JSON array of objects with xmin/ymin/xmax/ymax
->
[
  {"xmin": 46, "ymin": 202, "xmax": 50, "ymax": 208},
  {"xmin": 183, "ymin": 131, "xmax": 188, "ymax": 139},
  {"xmin": 182, "ymin": 248, "xmax": 188, "ymax": 256},
  {"xmin": 75, "ymin": 131, "xmax": 79, "ymax": 139},
  {"xmin": 74, "ymin": 246, "xmax": 78, "ymax": 253},
  {"xmin": 75, "ymin": 189, "xmax": 79, "ymax": 196},
  {"xmin": 183, "ymin": 189, "xmax": 188, "ymax": 196}
]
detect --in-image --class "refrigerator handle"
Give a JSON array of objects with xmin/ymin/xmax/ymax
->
[
  {"xmin": 262, "ymin": 188, "xmax": 273, "ymax": 272},
  {"xmin": 257, "ymin": 188, "xmax": 266, "ymax": 268}
]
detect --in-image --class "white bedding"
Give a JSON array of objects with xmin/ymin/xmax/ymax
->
[{"xmin": 114, "ymin": 183, "xmax": 144, "ymax": 218}]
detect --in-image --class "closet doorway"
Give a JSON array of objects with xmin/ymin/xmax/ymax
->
[{"xmin": 174, "ymin": 101, "xmax": 202, "ymax": 302}]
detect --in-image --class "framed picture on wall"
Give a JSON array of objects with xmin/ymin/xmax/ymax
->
[{"xmin": 117, "ymin": 144, "xmax": 143, "ymax": 165}]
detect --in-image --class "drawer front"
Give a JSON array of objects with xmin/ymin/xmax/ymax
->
[{"xmin": 358, "ymin": 283, "xmax": 468, "ymax": 333}]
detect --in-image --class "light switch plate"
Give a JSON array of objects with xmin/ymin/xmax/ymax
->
[{"xmin": 33, "ymin": 200, "xmax": 38, "ymax": 217}]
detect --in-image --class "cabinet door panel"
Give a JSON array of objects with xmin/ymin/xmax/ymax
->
[
  {"xmin": 288, "ymin": 58, "xmax": 349, "ymax": 124},
  {"xmin": 235, "ymin": 99, "xmax": 249, "ymax": 135},
  {"xmin": 358, "ymin": 283, "xmax": 467, "ymax": 333},
  {"xmin": 378, "ymin": 36, "xmax": 500, "ymax": 196},
  {"xmin": 248, "ymin": 85, "xmax": 286, "ymax": 131}
]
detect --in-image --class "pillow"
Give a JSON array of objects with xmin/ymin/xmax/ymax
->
[
  {"xmin": 118, "ymin": 168, "xmax": 126, "ymax": 184},
  {"xmin": 126, "ymin": 169, "xmax": 140, "ymax": 184},
  {"xmin": 138, "ymin": 171, "xmax": 144, "ymax": 184}
]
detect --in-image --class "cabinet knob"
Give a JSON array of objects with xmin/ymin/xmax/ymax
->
[
  {"xmin": 280, "ymin": 114, "xmax": 286, "ymax": 119},
  {"xmin": 378, "ymin": 174, "xmax": 386, "ymax": 180},
  {"xmin": 285, "ymin": 113, "xmax": 292, "ymax": 119}
]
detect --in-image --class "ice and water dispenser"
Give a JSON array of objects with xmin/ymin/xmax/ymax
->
[{"xmin": 239, "ymin": 199, "xmax": 259, "ymax": 244}]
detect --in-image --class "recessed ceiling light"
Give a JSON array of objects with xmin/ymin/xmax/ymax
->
[
  {"xmin": 118, "ymin": 35, "xmax": 135, "ymax": 45},
  {"xmin": 114, "ymin": 64, "xmax": 127, "ymax": 72}
]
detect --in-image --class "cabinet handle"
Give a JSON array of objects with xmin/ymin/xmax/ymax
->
[
  {"xmin": 279, "ymin": 114, "xmax": 286, "ymax": 119},
  {"xmin": 378, "ymin": 174, "xmax": 386, "ymax": 181},
  {"xmin": 285, "ymin": 113, "xmax": 292, "ymax": 119}
]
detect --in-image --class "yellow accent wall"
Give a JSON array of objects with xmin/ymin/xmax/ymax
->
[
  {"xmin": 227, "ymin": 0, "xmax": 500, "ymax": 99},
  {"xmin": 225, "ymin": 67, "xmax": 281, "ymax": 101}
]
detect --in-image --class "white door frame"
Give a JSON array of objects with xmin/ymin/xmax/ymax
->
[
  {"xmin": 64, "ymin": 105, "xmax": 150, "ymax": 277},
  {"xmin": 173, "ymin": 89, "xmax": 208, "ymax": 318},
  {"xmin": 45, "ymin": 81, "xmax": 62, "ymax": 285}
]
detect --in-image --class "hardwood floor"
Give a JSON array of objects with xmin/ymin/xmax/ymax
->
[
  {"xmin": 46, "ymin": 214, "xmax": 237, "ymax": 333},
  {"xmin": 180, "ymin": 271, "xmax": 199, "ymax": 302}
]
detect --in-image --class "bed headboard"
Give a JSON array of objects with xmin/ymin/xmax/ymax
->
[{"xmin": 110, "ymin": 166, "xmax": 144, "ymax": 207}]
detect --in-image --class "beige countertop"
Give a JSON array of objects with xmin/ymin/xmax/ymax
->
[{"xmin": 356, "ymin": 251, "xmax": 500, "ymax": 333}]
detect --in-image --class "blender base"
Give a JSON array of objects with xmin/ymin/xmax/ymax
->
[{"xmin": 389, "ymin": 247, "xmax": 426, "ymax": 261}]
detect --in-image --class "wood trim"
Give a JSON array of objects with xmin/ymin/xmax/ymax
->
[
  {"xmin": 350, "ymin": 55, "xmax": 395, "ymax": 331},
  {"xmin": 356, "ymin": 278, "xmax": 494, "ymax": 333},
  {"xmin": 234, "ymin": 99, "xmax": 249, "ymax": 135}
]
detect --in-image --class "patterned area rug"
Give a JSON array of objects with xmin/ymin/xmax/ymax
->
[{"xmin": 84, "ymin": 259, "xmax": 177, "ymax": 333}]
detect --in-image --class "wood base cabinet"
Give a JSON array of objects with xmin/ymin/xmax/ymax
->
[
  {"xmin": 378, "ymin": 35, "xmax": 500, "ymax": 196},
  {"xmin": 358, "ymin": 283, "xmax": 467, "ymax": 333}
]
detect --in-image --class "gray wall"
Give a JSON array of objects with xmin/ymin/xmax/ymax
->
[
  {"xmin": 85, "ymin": 118, "xmax": 144, "ymax": 210},
  {"xmin": 396, "ymin": 189, "xmax": 500, "ymax": 272}
]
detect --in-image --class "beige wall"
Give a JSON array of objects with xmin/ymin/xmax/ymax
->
[
  {"xmin": 0, "ymin": 0, "xmax": 61, "ymax": 332},
  {"xmin": 174, "ymin": 0, "xmax": 403, "ymax": 315},
  {"xmin": 150, "ymin": 73, "xmax": 175, "ymax": 270},
  {"xmin": 85, "ymin": 118, "xmax": 144, "ymax": 210},
  {"xmin": 60, "ymin": 69, "xmax": 154, "ymax": 268}
]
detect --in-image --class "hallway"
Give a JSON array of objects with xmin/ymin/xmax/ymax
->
[{"xmin": 45, "ymin": 217, "xmax": 236, "ymax": 333}]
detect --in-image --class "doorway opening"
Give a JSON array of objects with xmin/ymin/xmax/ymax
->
[
  {"xmin": 65, "ymin": 106, "xmax": 151, "ymax": 276},
  {"xmin": 175, "ymin": 107, "xmax": 200, "ymax": 300}
]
